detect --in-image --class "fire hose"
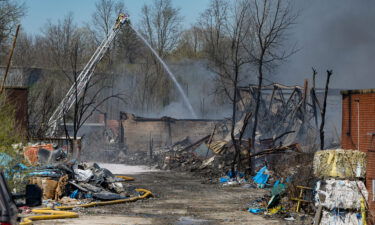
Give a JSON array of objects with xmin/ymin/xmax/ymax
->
[{"xmin": 20, "ymin": 176, "xmax": 152, "ymax": 225}]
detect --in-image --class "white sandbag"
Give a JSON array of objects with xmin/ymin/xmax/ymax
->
[{"xmin": 315, "ymin": 179, "xmax": 368, "ymax": 210}]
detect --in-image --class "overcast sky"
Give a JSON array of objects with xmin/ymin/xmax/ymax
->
[{"xmin": 21, "ymin": 0, "xmax": 375, "ymax": 90}]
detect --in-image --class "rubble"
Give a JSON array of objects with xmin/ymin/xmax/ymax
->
[{"xmin": 27, "ymin": 161, "xmax": 140, "ymax": 204}]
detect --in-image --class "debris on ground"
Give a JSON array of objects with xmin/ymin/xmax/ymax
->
[
  {"xmin": 0, "ymin": 142, "xmax": 152, "ymax": 215},
  {"xmin": 27, "ymin": 162, "xmax": 141, "ymax": 205},
  {"xmin": 219, "ymin": 170, "xmax": 247, "ymax": 186}
]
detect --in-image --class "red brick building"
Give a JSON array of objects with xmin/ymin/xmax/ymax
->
[{"xmin": 341, "ymin": 89, "xmax": 375, "ymax": 212}]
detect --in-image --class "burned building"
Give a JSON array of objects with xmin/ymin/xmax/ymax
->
[
  {"xmin": 120, "ymin": 112, "xmax": 229, "ymax": 153},
  {"xmin": 236, "ymin": 83, "xmax": 342, "ymax": 150}
]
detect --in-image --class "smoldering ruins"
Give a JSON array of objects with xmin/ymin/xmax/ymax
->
[{"xmin": 0, "ymin": 0, "xmax": 374, "ymax": 224}]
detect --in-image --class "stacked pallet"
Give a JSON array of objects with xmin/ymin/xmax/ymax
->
[{"xmin": 313, "ymin": 149, "xmax": 368, "ymax": 225}]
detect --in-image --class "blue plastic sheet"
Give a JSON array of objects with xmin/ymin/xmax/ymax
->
[
  {"xmin": 219, "ymin": 171, "xmax": 247, "ymax": 184},
  {"xmin": 0, "ymin": 152, "xmax": 29, "ymax": 179},
  {"xmin": 0, "ymin": 153, "xmax": 13, "ymax": 167},
  {"xmin": 253, "ymin": 166, "xmax": 269, "ymax": 188},
  {"xmin": 219, "ymin": 177, "xmax": 229, "ymax": 183},
  {"xmin": 248, "ymin": 208, "xmax": 265, "ymax": 214},
  {"xmin": 28, "ymin": 171, "xmax": 61, "ymax": 177},
  {"xmin": 70, "ymin": 189, "xmax": 79, "ymax": 199}
]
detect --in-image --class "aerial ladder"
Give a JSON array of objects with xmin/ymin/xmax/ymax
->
[{"xmin": 46, "ymin": 13, "xmax": 130, "ymax": 136}]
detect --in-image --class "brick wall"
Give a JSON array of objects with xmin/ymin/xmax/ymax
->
[
  {"xmin": 121, "ymin": 113, "xmax": 228, "ymax": 153},
  {"xmin": 341, "ymin": 90, "xmax": 375, "ymax": 213}
]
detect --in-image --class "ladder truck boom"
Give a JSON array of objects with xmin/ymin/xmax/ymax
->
[{"xmin": 46, "ymin": 13, "xmax": 130, "ymax": 136}]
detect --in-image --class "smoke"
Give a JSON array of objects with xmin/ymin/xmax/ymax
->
[
  {"xmin": 105, "ymin": 59, "xmax": 232, "ymax": 120},
  {"xmin": 275, "ymin": 0, "xmax": 375, "ymax": 89},
  {"xmin": 103, "ymin": 0, "xmax": 375, "ymax": 124}
]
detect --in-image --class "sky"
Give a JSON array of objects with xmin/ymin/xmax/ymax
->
[
  {"xmin": 20, "ymin": 0, "xmax": 375, "ymax": 90},
  {"xmin": 21, "ymin": 0, "xmax": 211, "ymax": 34}
]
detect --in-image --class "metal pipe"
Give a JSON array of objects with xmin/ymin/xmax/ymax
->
[{"xmin": 355, "ymin": 99, "xmax": 360, "ymax": 150}]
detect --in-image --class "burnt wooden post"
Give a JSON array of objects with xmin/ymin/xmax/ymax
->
[{"xmin": 320, "ymin": 70, "xmax": 333, "ymax": 150}]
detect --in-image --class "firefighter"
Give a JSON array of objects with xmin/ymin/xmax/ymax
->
[{"xmin": 114, "ymin": 13, "xmax": 129, "ymax": 30}]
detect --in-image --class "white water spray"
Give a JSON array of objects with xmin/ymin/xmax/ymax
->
[{"xmin": 130, "ymin": 25, "xmax": 197, "ymax": 119}]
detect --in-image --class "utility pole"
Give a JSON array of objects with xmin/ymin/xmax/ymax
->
[{"xmin": 0, "ymin": 25, "xmax": 21, "ymax": 94}]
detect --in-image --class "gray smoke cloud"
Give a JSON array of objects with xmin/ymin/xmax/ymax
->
[{"xmin": 276, "ymin": 0, "xmax": 375, "ymax": 89}]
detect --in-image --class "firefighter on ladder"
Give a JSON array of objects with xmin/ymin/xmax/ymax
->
[{"xmin": 114, "ymin": 13, "xmax": 130, "ymax": 30}]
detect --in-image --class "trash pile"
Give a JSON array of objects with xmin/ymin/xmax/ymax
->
[
  {"xmin": 28, "ymin": 162, "xmax": 138, "ymax": 204},
  {"xmin": 246, "ymin": 165, "xmax": 315, "ymax": 223},
  {"xmin": 151, "ymin": 136, "xmax": 232, "ymax": 176},
  {"xmin": 23, "ymin": 143, "xmax": 67, "ymax": 166},
  {"xmin": 313, "ymin": 149, "xmax": 368, "ymax": 225},
  {"xmin": 219, "ymin": 170, "xmax": 247, "ymax": 186},
  {"xmin": 0, "ymin": 142, "xmax": 150, "ymax": 210},
  {"xmin": 247, "ymin": 166, "xmax": 290, "ymax": 214}
]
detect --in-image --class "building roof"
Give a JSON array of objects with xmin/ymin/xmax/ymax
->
[
  {"xmin": 122, "ymin": 112, "xmax": 225, "ymax": 122},
  {"xmin": 341, "ymin": 89, "xmax": 375, "ymax": 95}
]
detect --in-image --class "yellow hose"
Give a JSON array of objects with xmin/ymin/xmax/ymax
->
[
  {"xmin": 20, "ymin": 188, "xmax": 153, "ymax": 225},
  {"xmin": 20, "ymin": 210, "xmax": 78, "ymax": 225},
  {"xmin": 115, "ymin": 175, "xmax": 135, "ymax": 181}
]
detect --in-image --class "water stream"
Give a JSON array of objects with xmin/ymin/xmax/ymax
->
[{"xmin": 130, "ymin": 25, "xmax": 197, "ymax": 119}]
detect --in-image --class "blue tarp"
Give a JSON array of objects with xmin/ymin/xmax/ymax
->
[
  {"xmin": 219, "ymin": 171, "xmax": 247, "ymax": 184},
  {"xmin": 0, "ymin": 153, "xmax": 29, "ymax": 179},
  {"xmin": 219, "ymin": 177, "xmax": 229, "ymax": 183},
  {"xmin": 248, "ymin": 208, "xmax": 265, "ymax": 214},
  {"xmin": 70, "ymin": 189, "xmax": 79, "ymax": 199},
  {"xmin": 28, "ymin": 171, "xmax": 61, "ymax": 178},
  {"xmin": 0, "ymin": 153, "xmax": 13, "ymax": 167},
  {"xmin": 253, "ymin": 166, "xmax": 269, "ymax": 188}
]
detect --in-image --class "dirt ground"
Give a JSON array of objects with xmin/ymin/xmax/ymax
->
[{"xmin": 34, "ymin": 170, "xmax": 287, "ymax": 225}]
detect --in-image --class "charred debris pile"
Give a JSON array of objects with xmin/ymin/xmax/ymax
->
[
  {"xmin": 0, "ymin": 142, "xmax": 152, "ymax": 221},
  {"xmin": 114, "ymin": 80, "xmax": 342, "ymax": 221},
  {"xmin": 124, "ymin": 82, "xmax": 334, "ymax": 178}
]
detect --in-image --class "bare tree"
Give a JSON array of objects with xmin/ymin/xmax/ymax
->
[
  {"xmin": 12, "ymin": 31, "xmax": 36, "ymax": 67},
  {"xmin": 139, "ymin": 0, "xmax": 183, "ymax": 107},
  {"xmin": 28, "ymin": 74, "xmax": 58, "ymax": 137},
  {"xmin": 173, "ymin": 26, "xmax": 205, "ymax": 59},
  {"xmin": 91, "ymin": 0, "xmax": 124, "ymax": 40},
  {"xmin": 116, "ymin": 26, "xmax": 143, "ymax": 64},
  {"xmin": 199, "ymin": 0, "xmax": 252, "ymax": 171},
  {"xmin": 0, "ymin": 0, "xmax": 25, "ymax": 62},
  {"xmin": 247, "ymin": 0, "xmax": 298, "ymax": 150},
  {"xmin": 26, "ymin": 13, "xmax": 126, "ymax": 140},
  {"xmin": 319, "ymin": 70, "xmax": 333, "ymax": 150},
  {"xmin": 140, "ymin": 0, "xmax": 182, "ymax": 57}
]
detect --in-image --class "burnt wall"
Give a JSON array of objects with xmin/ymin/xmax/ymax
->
[{"xmin": 121, "ymin": 113, "xmax": 227, "ymax": 153}]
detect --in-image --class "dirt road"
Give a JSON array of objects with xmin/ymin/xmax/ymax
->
[{"xmin": 35, "ymin": 170, "xmax": 282, "ymax": 225}]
